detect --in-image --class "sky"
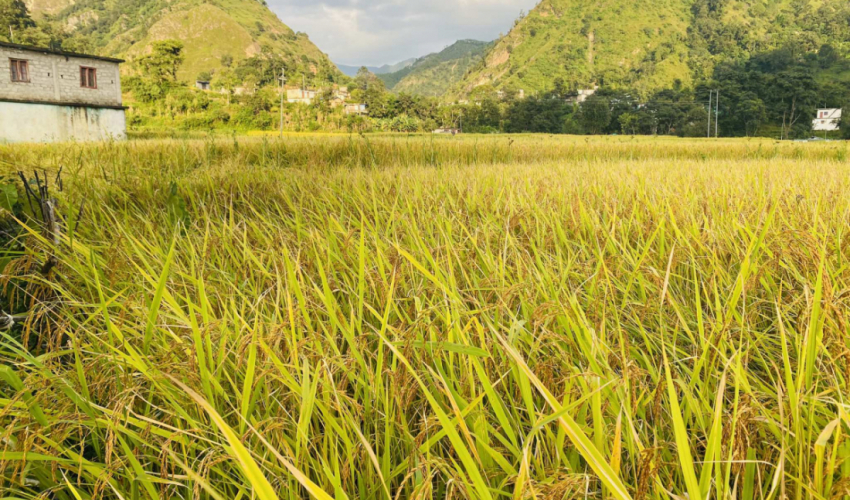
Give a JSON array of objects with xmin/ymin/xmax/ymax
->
[{"xmin": 266, "ymin": 0, "xmax": 541, "ymax": 66}]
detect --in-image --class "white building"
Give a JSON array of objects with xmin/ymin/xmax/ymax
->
[
  {"xmin": 1, "ymin": 41, "xmax": 126, "ymax": 143},
  {"xmin": 576, "ymin": 87, "xmax": 599, "ymax": 104},
  {"xmin": 343, "ymin": 103, "xmax": 367, "ymax": 115},
  {"xmin": 287, "ymin": 88, "xmax": 318, "ymax": 105},
  {"xmin": 813, "ymin": 108, "xmax": 841, "ymax": 132}
]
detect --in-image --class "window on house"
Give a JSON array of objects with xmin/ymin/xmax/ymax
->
[
  {"xmin": 80, "ymin": 67, "xmax": 97, "ymax": 89},
  {"xmin": 10, "ymin": 59, "xmax": 29, "ymax": 82}
]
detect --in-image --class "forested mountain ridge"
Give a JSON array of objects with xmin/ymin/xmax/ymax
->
[
  {"xmin": 18, "ymin": 0, "xmax": 343, "ymax": 83},
  {"xmin": 379, "ymin": 40, "xmax": 491, "ymax": 96},
  {"xmin": 337, "ymin": 59, "xmax": 416, "ymax": 78},
  {"xmin": 452, "ymin": 0, "xmax": 850, "ymax": 97}
]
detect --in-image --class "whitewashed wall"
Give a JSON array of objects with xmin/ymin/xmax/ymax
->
[{"xmin": 0, "ymin": 102, "xmax": 126, "ymax": 143}]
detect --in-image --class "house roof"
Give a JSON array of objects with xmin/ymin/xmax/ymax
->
[{"xmin": 0, "ymin": 41, "xmax": 124, "ymax": 63}]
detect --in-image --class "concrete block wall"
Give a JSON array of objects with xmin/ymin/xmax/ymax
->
[{"xmin": 1, "ymin": 46, "xmax": 122, "ymax": 108}]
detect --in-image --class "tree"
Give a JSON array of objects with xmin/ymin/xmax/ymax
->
[
  {"xmin": 770, "ymin": 68, "xmax": 818, "ymax": 139},
  {"xmin": 841, "ymin": 106, "xmax": 850, "ymax": 140},
  {"xmin": 739, "ymin": 97, "xmax": 767, "ymax": 136},
  {"xmin": 619, "ymin": 112, "xmax": 639, "ymax": 135},
  {"xmin": 137, "ymin": 40, "xmax": 185, "ymax": 84},
  {"xmin": 0, "ymin": 0, "xmax": 33, "ymax": 37},
  {"xmin": 818, "ymin": 44, "xmax": 839, "ymax": 69},
  {"xmin": 0, "ymin": 0, "xmax": 53, "ymax": 46},
  {"xmin": 353, "ymin": 67, "xmax": 383, "ymax": 93},
  {"xmin": 552, "ymin": 77, "xmax": 570, "ymax": 99},
  {"xmin": 579, "ymin": 95, "xmax": 611, "ymax": 135},
  {"xmin": 212, "ymin": 68, "xmax": 240, "ymax": 104}
]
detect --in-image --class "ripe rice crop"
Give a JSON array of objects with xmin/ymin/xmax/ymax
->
[{"xmin": 1, "ymin": 134, "xmax": 849, "ymax": 500}]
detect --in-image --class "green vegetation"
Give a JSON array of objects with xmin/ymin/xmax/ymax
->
[
  {"xmin": 378, "ymin": 40, "xmax": 492, "ymax": 96},
  {"xmin": 119, "ymin": 41, "xmax": 849, "ymax": 138},
  {"xmin": 20, "ymin": 0, "xmax": 343, "ymax": 84},
  {"xmin": 0, "ymin": 0, "xmax": 64, "ymax": 47},
  {"xmin": 2, "ymin": 135, "xmax": 850, "ymax": 499},
  {"xmin": 454, "ymin": 0, "xmax": 850, "ymax": 97}
]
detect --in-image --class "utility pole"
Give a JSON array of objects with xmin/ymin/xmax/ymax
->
[
  {"xmin": 715, "ymin": 90, "xmax": 720, "ymax": 138},
  {"xmin": 279, "ymin": 67, "xmax": 286, "ymax": 138},
  {"xmin": 707, "ymin": 90, "xmax": 713, "ymax": 138}
]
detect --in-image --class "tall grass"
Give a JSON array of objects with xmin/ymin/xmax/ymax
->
[{"xmin": 1, "ymin": 134, "xmax": 850, "ymax": 500}]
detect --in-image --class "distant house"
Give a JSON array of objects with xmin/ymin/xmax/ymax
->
[
  {"xmin": 571, "ymin": 87, "xmax": 599, "ymax": 105},
  {"xmin": 813, "ymin": 108, "xmax": 841, "ymax": 132},
  {"xmin": 287, "ymin": 88, "xmax": 318, "ymax": 105},
  {"xmin": 1, "ymin": 41, "xmax": 126, "ymax": 143},
  {"xmin": 195, "ymin": 81, "xmax": 211, "ymax": 91},
  {"xmin": 433, "ymin": 128, "xmax": 461, "ymax": 135},
  {"xmin": 344, "ymin": 103, "xmax": 367, "ymax": 115}
]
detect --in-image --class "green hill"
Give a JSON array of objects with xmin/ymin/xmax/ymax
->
[
  {"xmin": 379, "ymin": 40, "xmax": 491, "ymax": 96},
  {"xmin": 24, "ymin": 0, "xmax": 343, "ymax": 83},
  {"xmin": 337, "ymin": 59, "xmax": 416, "ymax": 77},
  {"xmin": 453, "ymin": 0, "xmax": 850, "ymax": 97}
]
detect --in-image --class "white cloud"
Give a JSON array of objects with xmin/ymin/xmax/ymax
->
[{"xmin": 267, "ymin": 0, "xmax": 540, "ymax": 65}]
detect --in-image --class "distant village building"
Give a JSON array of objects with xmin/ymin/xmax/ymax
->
[
  {"xmin": 333, "ymin": 87, "xmax": 350, "ymax": 101},
  {"xmin": 233, "ymin": 86, "xmax": 257, "ymax": 96},
  {"xmin": 344, "ymin": 103, "xmax": 367, "ymax": 115},
  {"xmin": 287, "ymin": 87, "xmax": 353, "ymax": 107},
  {"xmin": 433, "ymin": 128, "xmax": 461, "ymax": 135},
  {"xmin": 1, "ymin": 41, "xmax": 126, "ymax": 143},
  {"xmin": 195, "ymin": 81, "xmax": 211, "ymax": 91},
  {"xmin": 813, "ymin": 108, "xmax": 841, "ymax": 132},
  {"xmin": 287, "ymin": 88, "xmax": 318, "ymax": 105},
  {"xmin": 567, "ymin": 85, "xmax": 599, "ymax": 104}
]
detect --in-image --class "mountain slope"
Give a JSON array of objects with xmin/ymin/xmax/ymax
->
[
  {"xmin": 379, "ymin": 40, "xmax": 491, "ymax": 96},
  {"xmin": 453, "ymin": 0, "xmax": 850, "ymax": 97},
  {"xmin": 337, "ymin": 59, "xmax": 416, "ymax": 77},
  {"xmin": 26, "ymin": 0, "xmax": 343, "ymax": 82}
]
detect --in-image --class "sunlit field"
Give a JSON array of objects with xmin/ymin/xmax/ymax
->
[{"xmin": 1, "ymin": 134, "xmax": 850, "ymax": 500}]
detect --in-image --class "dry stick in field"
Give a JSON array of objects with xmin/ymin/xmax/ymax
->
[
  {"xmin": 1, "ymin": 169, "xmax": 74, "ymax": 329},
  {"xmin": 16, "ymin": 170, "xmax": 63, "ymax": 275}
]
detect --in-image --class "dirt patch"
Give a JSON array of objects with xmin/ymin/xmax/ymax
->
[{"xmin": 489, "ymin": 49, "xmax": 510, "ymax": 67}]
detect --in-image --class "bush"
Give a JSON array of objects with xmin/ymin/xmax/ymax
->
[
  {"xmin": 180, "ymin": 115, "xmax": 214, "ymax": 130},
  {"xmin": 211, "ymin": 109, "xmax": 231, "ymax": 124}
]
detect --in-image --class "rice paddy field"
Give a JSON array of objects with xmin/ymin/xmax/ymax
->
[{"xmin": 1, "ymin": 134, "xmax": 850, "ymax": 500}]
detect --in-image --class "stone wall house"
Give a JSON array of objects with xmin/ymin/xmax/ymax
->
[{"xmin": 1, "ymin": 41, "xmax": 126, "ymax": 143}]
